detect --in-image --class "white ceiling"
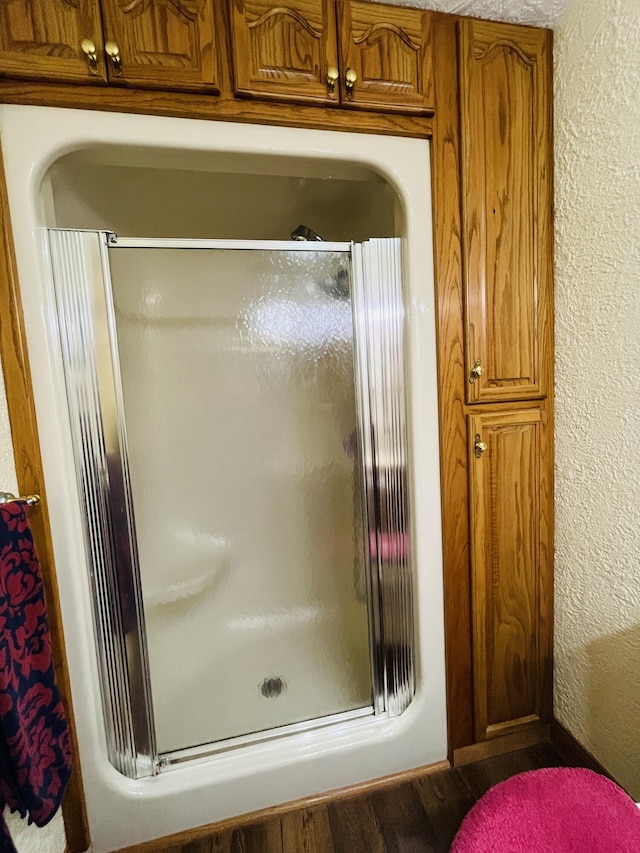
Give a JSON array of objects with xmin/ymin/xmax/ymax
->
[{"xmin": 379, "ymin": 0, "xmax": 575, "ymax": 28}]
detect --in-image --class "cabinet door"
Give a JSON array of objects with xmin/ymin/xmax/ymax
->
[
  {"xmin": 460, "ymin": 20, "xmax": 552, "ymax": 403},
  {"xmin": 0, "ymin": 0, "xmax": 106, "ymax": 83},
  {"xmin": 469, "ymin": 408, "xmax": 552, "ymax": 741},
  {"xmin": 99, "ymin": 0, "xmax": 220, "ymax": 92},
  {"xmin": 229, "ymin": 0, "xmax": 339, "ymax": 104},
  {"xmin": 337, "ymin": 1, "xmax": 433, "ymax": 113}
]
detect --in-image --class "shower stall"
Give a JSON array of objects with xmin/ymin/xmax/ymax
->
[
  {"xmin": 0, "ymin": 105, "xmax": 446, "ymax": 852},
  {"xmin": 48, "ymin": 229, "xmax": 413, "ymax": 776}
]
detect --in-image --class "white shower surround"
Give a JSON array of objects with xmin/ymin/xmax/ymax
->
[{"xmin": 0, "ymin": 105, "xmax": 446, "ymax": 852}]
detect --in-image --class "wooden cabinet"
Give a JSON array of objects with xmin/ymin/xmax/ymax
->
[
  {"xmin": 99, "ymin": 0, "xmax": 220, "ymax": 92},
  {"xmin": 468, "ymin": 408, "xmax": 552, "ymax": 742},
  {"xmin": 460, "ymin": 19, "xmax": 552, "ymax": 403},
  {"xmin": 229, "ymin": 0, "xmax": 434, "ymax": 113},
  {"xmin": 0, "ymin": 0, "xmax": 220, "ymax": 92},
  {"xmin": 228, "ymin": 0, "xmax": 339, "ymax": 104},
  {"xmin": 0, "ymin": 0, "xmax": 107, "ymax": 84},
  {"xmin": 457, "ymin": 19, "xmax": 554, "ymax": 746}
]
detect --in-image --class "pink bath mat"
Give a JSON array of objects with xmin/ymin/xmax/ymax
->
[{"xmin": 451, "ymin": 767, "xmax": 640, "ymax": 852}]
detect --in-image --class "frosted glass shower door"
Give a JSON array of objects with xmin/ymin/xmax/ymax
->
[{"xmin": 107, "ymin": 241, "xmax": 373, "ymax": 754}]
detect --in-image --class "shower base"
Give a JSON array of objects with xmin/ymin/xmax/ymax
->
[{"xmin": 145, "ymin": 594, "xmax": 373, "ymax": 756}]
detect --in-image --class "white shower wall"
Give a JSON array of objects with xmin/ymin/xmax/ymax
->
[{"xmin": 0, "ymin": 105, "xmax": 446, "ymax": 852}]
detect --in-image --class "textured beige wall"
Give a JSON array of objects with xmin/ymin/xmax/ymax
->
[{"xmin": 554, "ymin": 0, "xmax": 640, "ymax": 797}]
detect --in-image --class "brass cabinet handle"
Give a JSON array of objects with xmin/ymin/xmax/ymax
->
[
  {"xmin": 469, "ymin": 359, "xmax": 484, "ymax": 384},
  {"xmin": 345, "ymin": 67, "xmax": 357, "ymax": 99},
  {"xmin": 327, "ymin": 66, "xmax": 339, "ymax": 98},
  {"xmin": 474, "ymin": 434, "xmax": 487, "ymax": 458},
  {"xmin": 81, "ymin": 38, "xmax": 99, "ymax": 75},
  {"xmin": 105, "ymin": 41, "xmax": 122, "ymax": 76}
]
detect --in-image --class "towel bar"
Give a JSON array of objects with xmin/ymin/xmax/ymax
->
[{"xmin": 0, "ymin": 491, "xmax": 41, "ymax": 506}]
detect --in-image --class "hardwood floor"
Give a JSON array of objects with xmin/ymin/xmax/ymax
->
[{"xmin": 170, "ymin": 743, "xmax": 570, "ymax": 852}]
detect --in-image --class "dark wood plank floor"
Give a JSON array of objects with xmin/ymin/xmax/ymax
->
[{"xmin": 171, "ymin": 743, "xmax": 573, "ymax": 852}]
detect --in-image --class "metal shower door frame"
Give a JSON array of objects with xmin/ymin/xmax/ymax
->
[{"xmin": 46, "ymin": 229, "xmax": 415, "ymax": 779}]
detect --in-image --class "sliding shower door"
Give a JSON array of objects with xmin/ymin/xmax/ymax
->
[
  {"xmin": 109, "ymin": 241, "xmax": 373, "ymax": 755},
  {"xmin": 47, "ymin": 230, "xmax": 414, "ymax": 777}
]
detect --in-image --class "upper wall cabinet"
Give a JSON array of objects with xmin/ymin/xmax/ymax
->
[
  {"xmin": 229, "ymin": 0, "xmax": 434, "ymax": 113},
  {"xmin": 0, "ymin": 0, "xmax": 107, "ymax": 84},
  {"xmin": 0, "ymin": 0, "xmax": 221, "ymax": 92},
  {"xmin": 337, "ymin": 1, "xmax": 433, "ymax": 113},
  {"xmin": 100, "ymin": 0, "xmax": 220, "ymax": 92},
  {"xmin": 229, "ymin": 0, "xmax": 339, "ymax": 104},
  {"xmin": 459, "ymin": 20, "xmax": 552, "ymax": 403}
]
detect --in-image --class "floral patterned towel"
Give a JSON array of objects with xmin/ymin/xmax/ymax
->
[{"xmin": 0, "ymin": 501, "xmax": 72, "ymax": 850}]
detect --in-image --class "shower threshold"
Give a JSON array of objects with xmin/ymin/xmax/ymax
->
[{"xmin": 156, "ymin": 706, "xmax": 374, "ymax": 771}]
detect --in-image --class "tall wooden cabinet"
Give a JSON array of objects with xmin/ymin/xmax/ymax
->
[{"xmin": 459, "ymin": 19, "xmax": 553, "ymax": 744}]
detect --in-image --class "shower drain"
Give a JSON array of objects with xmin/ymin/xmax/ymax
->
[{"xmin": 260, "ymin": 676, "xmax": 286, "ymax": 698}]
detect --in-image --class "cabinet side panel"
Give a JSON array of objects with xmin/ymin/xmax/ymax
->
[{"xmin": 432, "ymin": 13, "xmax": 474, "ymax": 751}]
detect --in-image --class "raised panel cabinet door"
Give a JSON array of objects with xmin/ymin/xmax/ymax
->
[
  {"xmin": 460, "ymin": 20, "xmax": 553, "ymax": 403},
  {"xmin": 0, "ymin": 0, "xmax": 106, "ymax": 83},
  {"xmin": 337, "ymin": 1, "xmax": 434, "ymax": 113},
  {"xmin": 468, "ymin": 408, "xmax": 552, "ymax": 742},
  {"xmin": 99, "ymin": 0, "xmax": 220, "ymax": 91},
  {"xmin": 229, "ymin": 0, "xmax": 339, "ymax": 104}
]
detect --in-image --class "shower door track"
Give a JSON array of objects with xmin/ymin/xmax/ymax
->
[
  {"xmin": 47, "ymin": 229, "xmax": 415, "ymax": 779},
  {"xmin": 158, "ymin": 707, "xmax": 374, "ymax": 770},
  {"xmin": 108, "ymin": 235, "xmax": 352, "ymax": 251}
]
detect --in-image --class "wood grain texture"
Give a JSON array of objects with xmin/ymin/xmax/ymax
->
[
  {"xmin": 0, "ymin": 0, "xmax": 107, "ymax": 83},
  {"xmin": 100, "ymin": 0, "xmax": 221, "ymax": 91},
  {"xmin": 468, "ymin": 406, "xmax": 552, "ymax": 741},
  {"xmin": 337, "ymin": 1, "xmax": 434, "ymax": 113},
  {"xmin": 328, "ymin": 796, "xmax": 386, "ymax": 853},
  {"xmin": 430, "ymin": 13, "xmax": 474, "ymax": 752},
  {"xmin": 0, "ymin": 78, "xmax": 431, "ymax": 136},
  {"xmin": 459, "ymin": 20, "xmax": 552, "ymax": 403},
  {"xmin": 0, "ymin": 150, "xmax": 90, "ymax": 850},
  {"xmin": 229, "ymin": 0, "xmax": 339, "ymax": 103},
  {"xmin": 453, "ymin": 722, "xmax": 550, "ymax": 766},
  {"xmin": 369, "ymin": 783, "xmax": 441, "ymax": 852},
  {"xmin": 281, "ymin": 807, "xmax": 336, "ymax": 853}
]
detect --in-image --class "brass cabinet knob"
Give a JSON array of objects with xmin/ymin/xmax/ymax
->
[
  {"xmin": 327, "ymin": 65, "xmax": 339, "ymax": 98},
  {"xmin": 81, "ymin": 38, "xmax": 99, "ymax": 75},
  {"xmin": 105, "ymin": 41, "xmax": 122, "ymax": 76},
  {"xmin": 469, "ymin": 359, "xmax": 484, "ymax": 384},
  {"xmin": 345, "ymin": 67, "xmax": 357, "ymax": 99},
  {"xmin": 474, "ymin": 434, "xmax": 488, "ymax": 458}
]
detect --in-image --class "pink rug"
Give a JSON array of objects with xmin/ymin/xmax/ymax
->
[{"xmin": 451, "ymin": 767, "xmax": 640, "ymax": 852}]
